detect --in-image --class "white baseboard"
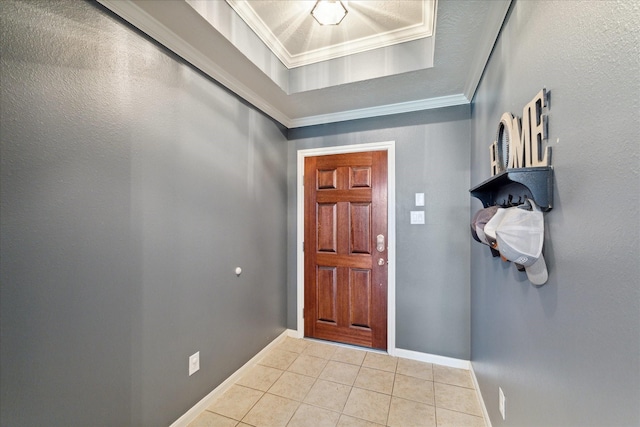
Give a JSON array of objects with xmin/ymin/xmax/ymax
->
[
  {"xmin": 470, "ymin": 362, "xmax": 492, "ymax": 427},
  {"xmin": 394, "ymin": 348, "xmax": 470, "ymax": 370},
  {"xmin": 169, "ymin": 329, "xmax": 291, "ymax": 427},
  {"xmin": 287, "ymin": 328, "xmax": 303, "ymax": 339}
]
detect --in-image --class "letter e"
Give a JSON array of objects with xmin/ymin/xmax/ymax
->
[{"xmin": 528, "ymin": 89, "xmax": 550, "ymax": 166}]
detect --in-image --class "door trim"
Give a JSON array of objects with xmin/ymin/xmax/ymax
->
[{"xmin": 296, "ymin": 141, "xmax": 396, "ymax": 355}]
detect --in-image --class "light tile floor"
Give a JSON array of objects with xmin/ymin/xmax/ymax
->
[{"xmin": 188, "ymin": 337, "xmax": 486, "ymax": 427}]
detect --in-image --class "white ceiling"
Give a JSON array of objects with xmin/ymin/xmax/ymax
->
[
  {"xmin": 225, "ymin": 0, "xmax": 435, "ymax": 68},
  {"xmin": 97, "ymin": 0, "xmax": 511, "ymax": 128}
]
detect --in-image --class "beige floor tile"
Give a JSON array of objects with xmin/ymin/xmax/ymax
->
[
  {"xmin": 188, "ymin": 411, "xmax": 238, "ymax": 427},
  {"xmin": 392, "ymin": 374, "xmax": 435, "ymax": 405},
  {"xmin": 189, "ymin": 340, "xmax": 489, "ymax": 427},
  {"xmin": 319, "ymin": 361, "xmax": 360, "ymax": 385},
  {"xmin": 277, "ymin": 337, "xmax": 309, "ymax": 354},
  {"xmin": 396, "ymin": 358, "xmax": 433, "ymax": 381},
  {"xmin": 336, "ymin": 414, "xmax": 384, "ymax": 427},
  {"xmin": 236, "ymin": 364, "xmax": 284, "ymax": 392},
  {"xmin": 207, "ymin": 385, "xmax": 263, "ymax": 420},
  {"xmin": 331, "ymin": 347, "xmax": 366, "ymax": 366},
  {"xmin": 436, "ymin": 407, "xmax": 486, "ymax": 427},
  {"xmin": 259, "ymin": 349, "xmax": 299, "ymax": 370},
  {"xmin": 433, "ymin": 365, "xmax": 474, "ymax": 389},
  {"xmin": 242, "ymin": 393, "xmax": 299, "ymax": 427},
  {"xmin": 287, "ymin": 403, "xmax": 340, "ymax": 427},
  {"xmin": 342, "ymin": 387, "xmax": 391, "ymax": 425},
  {"xmin": 288, "ymin": 354, "xmax": 328, "ymax": 378},
  {"xmin": 387, "ymin": 396, "xmax": 436, "ymax": 427},
  {"xmin": 303, "ymin": 379, "xmax": 352, "ymax": 412},
  {"xmin": 303, "ymin": 341, "xmax": 338, "ymax": 359},
  {"xmin": 267, "ymin": 371, "xmax": 316, "ymax": 401},
  {"xmin": 434, "ymin": 383, "xmax": 483, "ymax": 417},
  {"xmin": 361, "ymin": 352, "xmax": 397, "ymax": 373},
  {"xmin": 353, "ymin": 366, "xmax": 394, "ymax": 395}
]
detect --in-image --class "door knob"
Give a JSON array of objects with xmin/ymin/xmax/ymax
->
[{"xmin": 378, "ymin": 258, "xmax": 386, "ymax": 266}]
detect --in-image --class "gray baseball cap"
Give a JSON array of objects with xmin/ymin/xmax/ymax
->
[{"xmin": 471, "ymin": 205, "xmax": 499, "ymax": 246}]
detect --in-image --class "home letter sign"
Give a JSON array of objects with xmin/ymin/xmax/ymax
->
[{"xmin": 491, "ymin": 89, "xmax": 551, "ymax": 176}]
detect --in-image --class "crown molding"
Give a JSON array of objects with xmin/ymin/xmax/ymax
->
[
  {"xmin": 286, "ymin": 21, "xmax": 433, "ymax": 69},
  {"xmin": 96, "ymin": 0, "xmax": 294, "ymax": 127},
  {"xmin": 463, "ymin": 0, "xmax": 512, "ymax": 101},
  {"xmin": 288, "ymin": 94, "xmax": 470, "ymax": 128}
]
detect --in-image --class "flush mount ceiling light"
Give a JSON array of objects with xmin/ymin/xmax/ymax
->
[{"xmin": 311, "ymin": 0, "xmax": 348, "ymax": 26}]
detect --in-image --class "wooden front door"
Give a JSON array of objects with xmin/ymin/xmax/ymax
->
[{"xmin": 304, "ymin": 151, "xmax": 388, "ymax": 350}]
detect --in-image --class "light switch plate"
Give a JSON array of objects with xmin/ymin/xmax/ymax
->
[
  {"xmin": 410, "ymin": 211, "xmax": 425, "ymax": 224},
  {"xmin": 189, "ymin": 351, "xmax": 200, "ymax": 376},
  {"xmin": 415, "ymin": 193, "xmax": 425, "ymax": 206}
]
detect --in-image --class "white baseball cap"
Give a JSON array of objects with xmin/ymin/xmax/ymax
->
[
  {"xmin": 495, "ymin": 200, "xmax": 548, "ymax": 285},
  {"xmin": 482, "ymin": 207, "xmax": 508, "ymax": 248}
]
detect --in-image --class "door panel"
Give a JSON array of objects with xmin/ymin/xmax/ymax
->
[
  {"xmin": 349, "ymin": 268, "xmax": 371, "ymax": 328},
  {"xmin": 317, "ymin": 169, "xmax": 337, "ymax": 189},
  {"xmin": 304, "ymin": 151, "xmax": 388, "ymax": 350},
  {"xmin": 350, "ymin": 203, "xmax": 371, "ymax": 254},
  {"xmin": 317, "ymin": 203, "xmax": 337, "ymax": 253},
  {"xmin": 317, "ymin": 267, "xmax": 337, "ymax": 323},
  {"xmin": 350, "ymin": 167, "xmax": 371, "ymax": 188}
]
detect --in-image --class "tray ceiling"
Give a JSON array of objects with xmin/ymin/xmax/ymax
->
[{"xmin": 97, "ymin": 0, "xmax": 511, "ymax": 128}]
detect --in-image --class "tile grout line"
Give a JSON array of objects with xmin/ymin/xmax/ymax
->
[{"xmin": 193, "ymin": 336, "xmax": 487, "ymax": 427}]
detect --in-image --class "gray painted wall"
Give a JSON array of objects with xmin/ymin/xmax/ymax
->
[
  {"xmin": 186, "ymin": 0, "xmax": 290, "ymax": 94},
  {"xmin": 287, "ymin": 106, "xmax": 471, "ymax": 360},
  {"xmin": 0, "ymin": 1, "xmax": 288, "ymax": 426},
  {"xmin": 288, "ymin": 38, "xmax": 432, "ymax": 94},
  {"xmin": 470, "ymin": 1, "xmax": 640, "ymax": 426}
]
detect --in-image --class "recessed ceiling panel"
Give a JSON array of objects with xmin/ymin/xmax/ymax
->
[
  {"xmin": 226, "ymin": 0, "xmax": 435, "ymax": 68},
  {"xmin": 97, "ymin": 0, "xmax": 512, "ymax": 128}
]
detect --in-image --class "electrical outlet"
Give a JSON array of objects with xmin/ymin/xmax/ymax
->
[
  {"xmin": 189, "ymin": 351, "xmax": 200, "ymax": 376},
  {"xmin": 499, "ymin": 387, "xmax": 506, "ymax": 420}
]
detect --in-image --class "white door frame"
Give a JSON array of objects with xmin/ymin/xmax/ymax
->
[{"xmin": 296, "ymin": 141, "xmax": 396, "ymax": 355}]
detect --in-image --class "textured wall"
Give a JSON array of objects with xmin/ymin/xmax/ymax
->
[
  {"xmin": 470, "ymin": 1, "xmax": 640, "ymax": 426},
  {"xmin": 287, "ymin": 105, "xmax": 471, "ymax": 359},
  {"xmin": 0, "ymin": 1, "xmax": 288, "ymax": 426}
]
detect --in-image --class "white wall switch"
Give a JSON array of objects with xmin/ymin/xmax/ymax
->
[
  {"xmin": 189, "ymin": 351, "xmax": 200, "ymax": 376},
  {"xmin": 415, "ymin": 193, "xmax": 425, "ymax": 206},
  {"xmin": 410, "ymin": 211, "xmax": 425, "ymax": 224}
]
